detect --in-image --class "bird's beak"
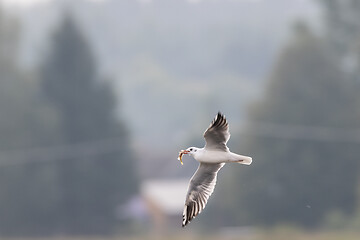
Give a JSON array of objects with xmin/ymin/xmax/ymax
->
[{"xmin": 178, "ymin": 150, "xmax": 190, "ymax": 165}]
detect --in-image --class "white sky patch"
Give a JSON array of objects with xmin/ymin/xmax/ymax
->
[
  {"xmin": 1, "ymin": 0, "xmax": 266, "ymax": 6},
  {"xmin": 1, "ymin": 0, "xmax": 106, "ymax": 7},
  {"xmin": 87, "ymin": 0, "xmax": 106, "ymax": 2},
  {"xmin": 1, "ymin": 0, "xmax": 50, "ymax": 6},
  {"xmin": 187, "ymin": 0, "xmax": 264, "ymax": 3}
]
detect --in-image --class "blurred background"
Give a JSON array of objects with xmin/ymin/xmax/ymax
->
[{"xmin": 1, "ymin": 0, "xmax": 360, "ymax": 239}]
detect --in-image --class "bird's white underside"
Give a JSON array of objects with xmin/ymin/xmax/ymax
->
[{"xmin": 192, "ymin": 148, "xmax": 252, "ymax": 165}]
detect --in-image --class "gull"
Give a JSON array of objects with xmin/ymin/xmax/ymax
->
[{"xmin": 178, "ymin": 112, "xmax": 252, "ymax": 227}]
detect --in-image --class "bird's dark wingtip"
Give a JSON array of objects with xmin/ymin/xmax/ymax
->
[
  {"xmin": 182, "ymin": 213, "xmax": 187, "ymax": 228},
  {"xmin": 182, "ymin": 220, "xmax": 188, "ymax": 228},
  {"xmin": 217, "ymin": 111, "xmax": 226, "ymax": 120},
  {"xmin": 215, "ymin": 111, "xmax": 223, "ymax": 120}
]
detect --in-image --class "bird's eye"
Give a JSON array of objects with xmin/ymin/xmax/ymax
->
[
  {"xmin": 195, "ymin": 149, "xmax": 197, "ymax": 152},
  {"xmin": 190, "ymin": 148, "xmax": 193, "ymax": 151}
]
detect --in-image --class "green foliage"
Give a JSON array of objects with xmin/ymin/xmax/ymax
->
[
  {"xmin": 318, "ymin": 0, "xmax": 360, "ymax": 55},
  {"xmin": 0, "ymin": 8, "xmax": 137, "ymax": 236},
  {"xmin": 39, "ymin": 13, "xmax": 138, "ymax": 234},
  {"xmin": 229, "ymin": 25, "xmax": 360, "ymax": 227},
  {"xmin": 323, "ymin": 210, "xmax": 350, "ymax": 230},
  {"xmin": 0, "ymin": 7, "xmax": 61, "ymax": 236},
  {"xmin": 318, "ymin": 0, "xmax": 360, "ymax": 82}
]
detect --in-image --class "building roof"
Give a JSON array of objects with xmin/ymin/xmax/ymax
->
[{"xmin": 141, "ymin": 179, "xmax": 189, "ymax": 215}]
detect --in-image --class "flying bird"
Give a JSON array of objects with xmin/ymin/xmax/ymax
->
[{"xmin": 178, "ymin": 112, "xmax": 252, "ymax": 227}]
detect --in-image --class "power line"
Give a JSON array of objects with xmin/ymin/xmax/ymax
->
[
  {"xmin": 0, "ymin": 137, "xmax": 128, "ymax": 167},
  {"xmin": 1, "ymin": 122, "xmax": 360, "ymax": 167},
  {"xmin": 243, "ymin": 122, "xmax": 360, "ymax": 143}
]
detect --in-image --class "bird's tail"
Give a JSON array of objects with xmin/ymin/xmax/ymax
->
[{"xmin": 231, "ymin": 153, "xmax": 252, "ymax": 165}]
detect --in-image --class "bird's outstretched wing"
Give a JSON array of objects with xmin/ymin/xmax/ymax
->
[
  {"xmin": 182, "ymin": 162, "xmax": 224, "ymax": 227},
  {"xmin": 203, "ymin": 112, "xmax": 230, "ymax": 151}
]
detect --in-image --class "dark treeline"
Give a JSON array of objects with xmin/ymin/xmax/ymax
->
[
  {"xmin": 0, "ymin": 9, "xmax": 137, "ymax": 236},
  {"xmin": 213, "ymin": 0, "xmax": 360, "ymax": 229}
]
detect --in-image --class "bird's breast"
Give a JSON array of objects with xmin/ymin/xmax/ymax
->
[{"xmin": 194, "ymin": 150, "xmax": 231, "ymax": 163}]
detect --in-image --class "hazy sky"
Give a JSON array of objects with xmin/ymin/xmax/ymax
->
[
  {"xmin": 2, "ymin": 0, "xmax": 50, "ymax": 6},
  {"xmin": 2, "ymin": 0, "xmax": 105, "ymax": 7},
  {"xmin": 2, "ymin": 0, "xmax": 268, "ymax": 7}
]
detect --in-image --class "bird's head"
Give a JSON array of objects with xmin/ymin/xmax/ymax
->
[
  {"xmin": 186, "ymin": 147, "xmax": 199, "ymax": 156},
  {"xmin": 177, "ymin": 147, "xmax": 200, "ymax": 165}
]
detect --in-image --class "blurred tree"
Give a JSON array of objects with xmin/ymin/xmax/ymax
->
[
  {"xmin": 39, "ymin": 13, "xmax": 138, "ymax": 234},
  {"xmin": 0, "ymin": 7, "xmax": 60, "ymax": 236},
  {"xmin": 318, "ymin": 0, "xmax": 360, "ymax": 225},
  {"xmin": 226, "ymin": 24, "xmax": 360, "ymax": 227},
  {"xmin": 318, "ymin": 0, "xmax": 360, "ymax": 80}
]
